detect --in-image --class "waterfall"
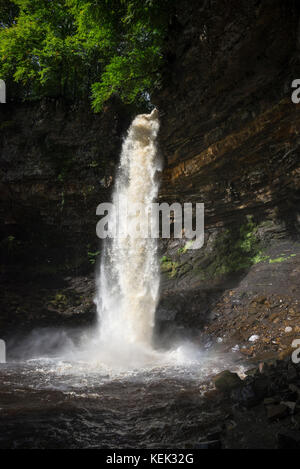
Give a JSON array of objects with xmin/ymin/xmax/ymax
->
[{"xmin": 95, "ymin": 109, "xmax": 161, "ymax": 357}]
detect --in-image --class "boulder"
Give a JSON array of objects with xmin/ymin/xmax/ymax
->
[
  {"xmin": 277, "ymin": 431, "xmax": 300, "ymax": 449},
  {"xmin": 267, "ymin": 404, "xmax": 288, "ymax": 421},
  {"xmin": 212, "ymin": 370, "xmax": 242, "ymax": 393}
]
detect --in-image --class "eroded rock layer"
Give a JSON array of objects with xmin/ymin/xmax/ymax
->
[{"xmin": 153, "ymin": 0, "xmax": 300, "ymax": 359}]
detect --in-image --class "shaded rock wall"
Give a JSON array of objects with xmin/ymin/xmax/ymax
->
[
  {"xmin": 0, "ymin": 98, "xmax": 130, "ymax": 278},
  {"xmin": 153, "ymin": 0, "xmax": 300, "ymax": 346},
  {"xmin": 157, "ymin": 0, "xmax": 300, "ymax": 225},
  {"xmin": 0, "ymin": 98, "xmax": 131, "ymax": 334}
]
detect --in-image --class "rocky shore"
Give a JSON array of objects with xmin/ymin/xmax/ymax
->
[{"xmin": 200, "ymin": 357, "xmax": 300, "ymax": 449}]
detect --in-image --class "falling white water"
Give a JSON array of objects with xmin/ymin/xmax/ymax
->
[
  {"xmin": 6, "ymin": 112, "xmax": 245, "ymax": 380},
  {"xmin": 95, "ymin": 108, "xmax": 161, "ymax": 361},
  {"xmin": 60, "ymin": 108, "xmax": 240, "ymax": 374}
]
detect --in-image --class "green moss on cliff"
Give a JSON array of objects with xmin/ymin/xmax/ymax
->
[
  {"xmin": 200, "ymin": 218, "xmax": 268, "ymax": 278},
  {"xmin": 269, "ymin": 254, "xmax": 296, "ymax": 263},
  {"xmin": 160, "ymin": 256, "xmax": 179, "ymax": 278},
  {"xmin": 162, "ymin": 218, "xmax": 270, "ymax": 282}
]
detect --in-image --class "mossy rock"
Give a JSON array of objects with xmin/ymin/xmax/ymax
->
[
  {"xmin": 160, "ymin": 257, "xmax": 179, "ymax": 278},
  {"xmin": 192, "ymin": 219, "xmax": 269, "ymax": 280},
  {"xmin": 212, "ymin": 370, "xmax": 242, "ymax": 393}
]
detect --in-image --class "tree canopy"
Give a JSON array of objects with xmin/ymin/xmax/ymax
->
[{"xmin": 0, "ymin": 0, "xmax": 173, "ymax": 110}]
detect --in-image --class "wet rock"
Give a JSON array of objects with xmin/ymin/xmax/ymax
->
[
  {"xmin": 289, "ymin": 384, "xmax": 300, "ymax": 399},
  {"xmin": 245, "ymin": 367, "xmax": 258, "ymax": 377},
  {"xmin": 287, "ymin": 364, "xmax": 298, "ymax": 382},
  {"xmin": 203, "ymin": 389, "xmax": 223, "ymax": 400},
  {"xmin": 225, "ymin": 420, "xmax": 237, "ymax": 431},
  {"xmin": 258, "ymin": 362, "xmax": 270, "ymax": 374},
  {"xmin": 267, "ymin": 404, "xmax": 289, "ymax": 422},
  {"xmin": 206, "ymin": 426, "xmax": 223, "ymax": 441},
  {"xmin": 252, "ymin": 375, "xmax": 269, "ymax": 400},
  {"xmin": 264, "ymin": 397, "xmax": 280, "ymax": 406},
  {"xmin": 212, "ymin": 370, "xmax": 242, "ymax": 393},
  {"xmin": 277, "ymin": 431, "xmax": 300, "ymax": 449},
  {"xmin": 281, "ymin": 401, "xmax": 296, "ymax": 415},
  {"xmin": 230, "ymin": 382, "xmax": 260, "ymax": 408},
  {"xmin": 195, "ymin": 440, "xmax": 222, "ymax": 449}
]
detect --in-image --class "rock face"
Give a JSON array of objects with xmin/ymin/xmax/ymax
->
[
  {"xmin": 0, "ymin": 98, "xmax": 130, "ymax": 274},
  {"xmin": 1, "ymin": 0, "xmax": 300, "ymax": 348},
  {"xmin": 153, "ymin": 0, "xmax": 300, "ymax": 355},
  {"xmin": 212, "ymin": 370, "xmax": 242, "ymax": 393},
  {"xmin": 0, "ymin": 98, "xmax": 131, "ymax": 334}
]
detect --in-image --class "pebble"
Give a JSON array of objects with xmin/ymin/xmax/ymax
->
[
  {"xmin": 249, "ymin": 335, "xmax": 259, "ymax": 342},
  {"xmin": 213, "ymin": 370, "xmax": 242, "ymax": 393}
]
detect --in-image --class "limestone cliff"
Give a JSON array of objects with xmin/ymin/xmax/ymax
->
[
  {"xmin": 154, "ymin": 0, "xmax": 300, "ymax": 359},
  {"xmin": 0, "ymin": 98, "xmax": 130, "ymax": 333}
]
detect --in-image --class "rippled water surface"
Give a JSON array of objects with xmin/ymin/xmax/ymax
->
[{"xmin": 0, "ymin": 349, "xmax": 244, "ymax": 449}]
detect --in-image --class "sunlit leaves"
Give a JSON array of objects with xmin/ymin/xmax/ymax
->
[{"xmin": 0, "ymin": 0, "xmax": 173, "ymax": 107}]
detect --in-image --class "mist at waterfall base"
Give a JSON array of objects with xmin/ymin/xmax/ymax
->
[{"xmin": 0, "ymin": 111, "xmax": 245, "ymax": 448}]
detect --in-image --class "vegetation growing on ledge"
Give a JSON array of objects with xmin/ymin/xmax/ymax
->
[
  {"xmin": 269, "ymin": 253, "xmax": 296, "ymax": 264},
  {"xmin": 0, "ymin": 0, "xmax": 173, "ymax": 110},
  {"xmin": 159, "ymin": 221, "xmax": 298, "ymax": 282},
  {"xmin": 87, "ymin": 249, "xmax": 100, "ymax": 265},
  {"xmin": 205, "ymin": 219, "xmax": 268, "ymax": 277},
  {"xmin": 161, "ymin": 218, "xmax": 275, "ymax": 281},
  {"xmin": 49, "ymin": 291, "xmax": 82, "ymax": 310},
  {"xmin": 160, "ymin": 256, "xmax": 179, "ymax": 278}
]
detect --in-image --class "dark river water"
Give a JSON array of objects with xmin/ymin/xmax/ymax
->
[{"xmin": 0, "ymin": 348, "xmax": 244, "ymax": 449}]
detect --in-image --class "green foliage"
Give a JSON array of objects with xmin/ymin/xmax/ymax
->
[
  {"xmin": 269, "ymin": 254, "xmax": 296, "ymax": 264},
  {"xmin": 0, "ymin": 0, "xmax": 94, "ymax": 98},
  {"xmin": 88, "ymin": 250, "xmax": 100, "ymax": 265},
  {"xmin": 49, "ymin": 291, "xmax": 82, "ymax": 309},
  {"xmin": 190, "ymin": 219, "xmax": 268, "ymax": 280},
  {"xmin": 209, "ymin": 219, "xmax": 264, "ymax": 276},
  {"xmin": 160, "ymin": 255, "xmax": 168, "ymax": 263},
  {"xmin": 0, "ymin": 0, "xmax": 173, "ymax": 108},
  {"xmin": 50, "ymin": 292, "xmax": 68, "ymax": 307},
  {"xmin": 269, "ymin": 257, "xmax": 286, "ymax": 264},
  {"xmin": 160, "ymin": 256, "xmax": 179, "ymax": 278}
]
